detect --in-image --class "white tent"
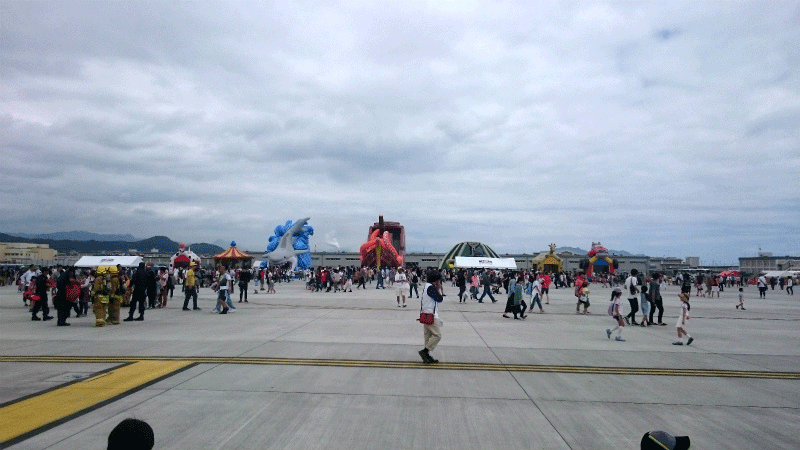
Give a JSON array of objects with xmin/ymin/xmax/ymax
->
[
  {"xmin": 761, "ymin": 270, "xmax": 800, "ymax": 278},
  {"xmin": 454, "ymin": 256, "xmax": 517, "ymax": 269},
  {"xmin": 74, "ymin": 255, "xmax": 144, "ymax": 268}
]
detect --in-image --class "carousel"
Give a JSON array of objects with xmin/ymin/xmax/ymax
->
[
  {"xmin": 213, "ymin": 241, "xmax": 253, "ymax": 268},
  {"xmin": 171, "ymin": 243, "xmax": 201, "ymax": 269}
]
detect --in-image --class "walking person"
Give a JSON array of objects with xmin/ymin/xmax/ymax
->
[
  {"xmin": 145, "ymin": 265, "xmax": 157, "ymax": 309},
  {"xmin": 577, "ymin": 286, "xmax": 590, "ymax": 314},
  {"xmin": 356, "ymin": 267, "xmax": 367, "ymax": 290},
  {"xmin": 673, "ymin": 292, "xmax": 694, "ymax": 346},
  {"xmin": 53, "ymin": 267, "xmax": 76, "ymax": 326},
  {"xmin": 757, "ymin": 274, "xmax": 767, "ymax": 298},
  {"xmin": 410, "ymin": 270, "xmax": 420, "ymax": 298},
  {"xmin": 215, "ymin": 266, "xmax": 231, "ymax": 314},
  {"xmin": 606, "ymin": 287, "xmax": 626, "ymax": 341},
  {"xmin": 182, "ymin": 262, "xmax": 200, "ymax": 311},
  {"xmin": 541, "ymin": 273, "xmax": 552, "ymax": 304},
  {"xmin": 166, "ymin": 269, "xmax": 175, "ymax": 300},
  {"xmin": 648, "ymin": 273, "xmax": 665, "ymax": 325},
  {"xmin": 395, "ymin": 267, "xmax": 409, "ymax": 307},
  {"xmin": 624, "ymin": 269, "xmax": 641, "ymax": 325},
  {"xmin": 417, "ymin": 272, "xmax": 443, "ymax": 364},
  {"xmin": 574, "ymin": 272, "xmax": 587, "ymax": 313},
  {"xmin": 736, "ymin": 287, "xmax": 746, "ymax": 310},
  {"xmin": 478, "ymin": 270, "xmax": 496, "ymax": 303},
  {"xmin": 513, "ymin": 275, "xmax": 527, "ymax": 319},
  {"xmin": 376, "ymin": 269, "xmax": 385, "ymax": 289},
  {"xmin": 787, "ymin": 277, "xmax": 794, "ymax": 295},
  {"xmin": 157, "ymin": 267, "xmax": 169, "ymax": 307},
  {"xmin": 639, "ymin": 278, "xmax": 650, "ymax": 327},
  {"xmin": 455, "ymin": 269, "xmax": 466, "ymax": 302},
  {"xmin": 31, "ymin": 273, "xmax": 54, "ymax": 322},
  {"xmin": 709, "ymin": 276, "xmax": 719, "ymax": 298},
  {"xmin": 238, "ymin": 268, "xmax": 251, "ymax": 302},
  {"xmin": 343, "ymin": 271, "xmax": 353, "ymax": 292},
  {"xmin": 529, "ymin": 274, "xmax": 544, "ymax": 313},
  {"xmin": 502, "ymin": 273, "xmax": 518, "ymax": 318},
  {"xmin": 125, "ymin": 263, "xmax": 148, "ymax": 321}
]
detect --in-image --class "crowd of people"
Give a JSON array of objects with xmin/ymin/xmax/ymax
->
[{"xmin": 9, "ymin": 262, "xmax": 298, "ymax": 325}]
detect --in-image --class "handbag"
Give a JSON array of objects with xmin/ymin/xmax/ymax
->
[
  {"xmin": 65, "ymin": 282, "xmax": 81, "ymax": 303},
  {"xmin": 419, "ymin": 298, "xmax": 436, "ymax": 325}
]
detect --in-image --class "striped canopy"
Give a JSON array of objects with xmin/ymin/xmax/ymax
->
[
  {"xmin": 213, "ymin": 243, "xmax": 253, "ymax": 261},
  {"xmin": 440, "ymin": 242, "xmax": 500, "ymax": 269}
]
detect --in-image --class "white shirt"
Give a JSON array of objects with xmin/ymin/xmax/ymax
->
[
  {"xmin": 395, "ymin": 272, "xmax": 408, "ymax": 287},
  {"xmin": 613, "ymin": 297, "xmax": 625, "ymax": 316},
  {"xmin": 625, "ymin": 276, "xmax": 639, "ymax": 299},
  {"xmin": 531, "ymin": 280, "xmax": 541, "ymax": 297},
  {"xmin": 421, "ymin": 283, "xmax": 441, "ymax": 318},
  {"xmin": 21, "ymin": 269, "xmax": 36, "ymax": 286}
]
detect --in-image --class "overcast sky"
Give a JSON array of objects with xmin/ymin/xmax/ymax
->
[{"xmin": 2, "ymin": 1, "xmax": 799, "ymax": 264}]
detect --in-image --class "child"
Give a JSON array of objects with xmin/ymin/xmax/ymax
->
[
  {"xmin": 640, "ymin": 279, "xmax": 650, "ymax": 327},
  {"xmin": 736, "ymin": 287, "xmax": 745, "ymax": 310},
  {"xmin": 673, "ymin": 292, "xmax": 694, "ymax": 345},
  {"xmin": 578, "ymin": 287, "xmax": 590, "ymax": 314},
  {"xmin": 606, "ymin": 287, "xmax": 625, "ymax": 341}
]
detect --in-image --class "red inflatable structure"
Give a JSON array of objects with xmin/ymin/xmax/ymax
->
[
  {"xmin": 581, "ymin": 242, "xmax": 618, "ymax": 277},
  {"xmin": 359, "ymin": 216, "xmax": 405, "ymax": 269}
]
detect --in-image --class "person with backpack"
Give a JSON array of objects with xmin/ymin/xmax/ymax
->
[
  {"xmin": 624, "ymin": 269, "xmax": 641, "ymax": 325},
  {"xmin": 606, "ymin": 287, "xmax": 626, "ymax": 341},
  {"xmin": 410, "ymin": 269, "xmax": 421, "ymax": 298}
]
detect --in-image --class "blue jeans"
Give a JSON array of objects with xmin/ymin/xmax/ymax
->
[
  {"xmin": 530, "ymin": 293, "xmax": 542, "ymax": 310},
  {"xmin": 479, "ymin": 285, "xmax": 495, "ymax": 301},
  {"xmin": 214, "ymin": 290, "xmax": 236, "ymax": 311}
]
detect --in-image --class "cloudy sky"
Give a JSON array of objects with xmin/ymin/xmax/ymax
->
[{"xmin": 2, "ymin": 1, "xmax": 799, "ymax": 264}]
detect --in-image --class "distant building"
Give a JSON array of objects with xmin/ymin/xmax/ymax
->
[
  {"xmin": 649, "ymin": 257, "xmax": 690, "ymax": 275},
  {"xmin": 739, "ymin": 255, "xmax": 800, "ymax": 275},
  {"xmin": 685, "ymin": 257, "xmax": 700, "ymax": 267},
  {"xmin": 0, "ymin": 242, "xmax": 58, "ymax": 265}
]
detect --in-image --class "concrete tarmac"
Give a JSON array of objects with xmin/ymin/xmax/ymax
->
[{"xmin": 1, "ymin": 279, "xmax": 799, "ymax": 449}]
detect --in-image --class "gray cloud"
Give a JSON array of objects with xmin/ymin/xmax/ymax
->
[{"xmin": 1, "ymin": 1, "xmax": 798, "ymax": 264}]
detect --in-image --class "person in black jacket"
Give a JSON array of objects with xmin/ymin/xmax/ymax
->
[
  {"xmin": 54, "ymin": 267, "xmax": 75, "ymax": 326},
  {"xmin": 125, "ymin": 263, "xmax": 148, "ymax": 321},
  {"xmin": 238, "ymin": 269, "xmax": 252, "ymax": 302},
  {"xmin": 146, "ymin": 265, "xmax": 158, "ymax": 309},
  {"xmin": 31, "ymin": 272, "xmax": 54, "ymax": 321}
]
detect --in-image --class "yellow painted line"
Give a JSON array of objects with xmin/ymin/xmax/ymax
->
[
  {"xmin": 0, "ymin": 360, "xmax": 193, "ymax": 446},
  {"xmin": 2, "ymin": 355, "xmax": 799, "ymax": 380}
]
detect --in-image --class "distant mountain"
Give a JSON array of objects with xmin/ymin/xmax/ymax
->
[
  {"xmin": 556, "ymin": 246, "xmax": 588, "ymax": 255},
  {"xmin": 0, "ymin": 232, "xmax": 223, "ymax": 256},
  {"xmin": 556, "ymin": 246, "xmax": 641, "ymax": 257},
  {"xmin": 11, "ymin": 231, "xmax": 139, "ymax": 242},
  {"xmin": 186, "ymin": 243, "xmax": 226, "ymax": 256}
]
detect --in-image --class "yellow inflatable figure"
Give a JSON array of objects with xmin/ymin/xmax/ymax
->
[
  {"xmin": 92, "ymin": 266, "xmax": 110, "ymax": 327},
  {"xmin": 106, "ymin": 266, "xmax": 122, "ymax": 325}
]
